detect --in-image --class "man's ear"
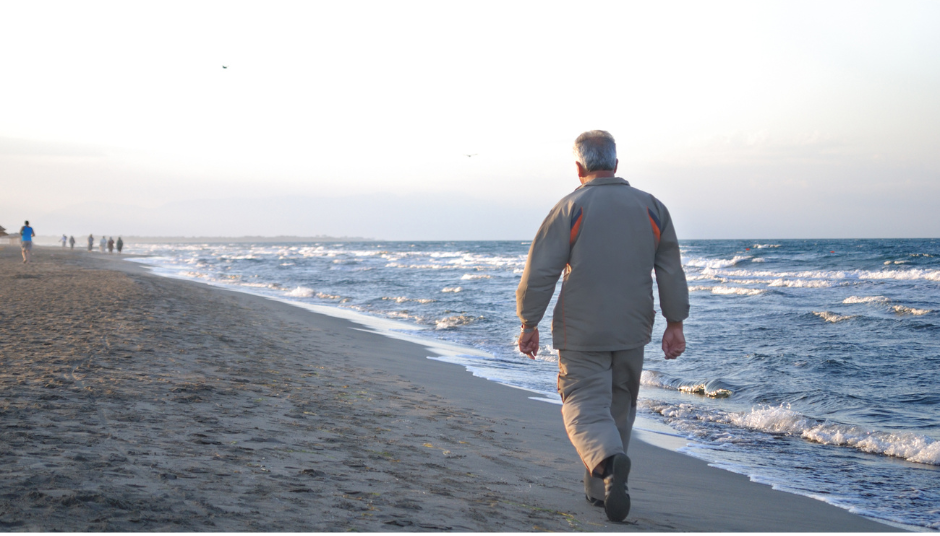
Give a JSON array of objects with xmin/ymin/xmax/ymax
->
[
  {"xmin": 576, "ymin": 161, "xmax": 587, "ymax": 178},
  {"xmin": 613, "ymin": 159, "xmax": 619, "ymax": 174}
]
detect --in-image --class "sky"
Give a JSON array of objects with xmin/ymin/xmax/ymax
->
[{"xmin": 1, "ymin": 0, "xmax": 938, "ymax": 240}]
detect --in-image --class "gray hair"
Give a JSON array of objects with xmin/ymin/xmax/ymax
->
[{"xmin": 573, "ymin": 130, "xmax": 617, "ymax": 172}]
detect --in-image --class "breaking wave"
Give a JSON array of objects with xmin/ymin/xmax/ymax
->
[
  {"xmin": 684, "ymin": 255, "xmax": 751, "ymax": 269},
  {"xmin": 893, "ymin": 305, "xmax": 932, "ymax": 316},
  {"xmin": 813, "ymin": 311, "xmax": 856, "ymax": 323},
  {"xmin": 843, "ymin": 296, "xmax": 890, "ymax": 304},
  {"xmin": 642, "ymin": 401, "xmax": 940, "ymax": 466}
]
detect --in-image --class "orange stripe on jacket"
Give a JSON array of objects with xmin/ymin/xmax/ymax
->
[
  {"xmin": 648, "ymin": 208, "xmax": 662, "ymax": 247},
  {"xmin": 570, "ymin": 208, "xmax": 583, "ymax": 245}
]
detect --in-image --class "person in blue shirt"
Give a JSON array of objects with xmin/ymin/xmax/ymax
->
[{"xmin": 20, "ymin": 220, "xmax": 35, "ymax": 264}]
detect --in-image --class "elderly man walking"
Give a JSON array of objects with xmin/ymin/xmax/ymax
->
[{"xmin": 515, "ymin": 130, "xmax": 689, "ymax": 522}]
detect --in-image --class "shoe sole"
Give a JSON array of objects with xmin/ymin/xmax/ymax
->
[{"xmin": 604, "ymin": 454, "xmax": 631, "ymax": 522}]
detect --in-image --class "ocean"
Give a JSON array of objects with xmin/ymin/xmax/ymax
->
[{"xmin": 126, "ymin": 238, "xmax": 940, "ymax": 530}]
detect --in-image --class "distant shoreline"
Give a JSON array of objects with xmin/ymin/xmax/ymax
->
[{"xmin": 118, "ymin": 235, "xmax": 374, "ymax": 243}]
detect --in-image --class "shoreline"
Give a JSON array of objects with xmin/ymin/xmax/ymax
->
[{"xmin": 0, "ymin": 246, "xmax": 899, "ymax": 531}]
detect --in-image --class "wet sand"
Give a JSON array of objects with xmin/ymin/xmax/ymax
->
[{"xmin": 0, "ymin": 246, "xmax": 897, "ymax": 531}]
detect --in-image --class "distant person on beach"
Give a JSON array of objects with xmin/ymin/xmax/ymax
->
[
  {"xmin": 87, "ymin": 234, "xmax": 94, "ymax": 252},
  {"xmin": 20, "ymin": 221, "xmax": 35, "ymax": 263},
  {"xmin": 515, "ymin": 130, "xmax": 689, "ymax": 522},
  {"xmin": 60, "ymin": 234, "xmax": 67, "ymax": 247},
  {"xmin": 69, "ymin": 235, "xmax": 75, "ymax": 249},
  {"xmin": 116, "ymin": 237, "xmax": 123, "ymax": 253},
  {"xmin": 99, "ymin": 236, "xmax": 106, "ymax": 253},
  {"xmin": 107, "ymin": 237, "xmax": 114, "ymax": 253}
]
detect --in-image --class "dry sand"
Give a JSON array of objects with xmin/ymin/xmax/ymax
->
[{"xmin": 0, "ymin": 246, "xmax": 897, "ymax": 531}]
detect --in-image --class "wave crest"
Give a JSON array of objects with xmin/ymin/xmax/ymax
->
[
  {"xmin": 643, "ymin": 401, "xmax": 940, "ymax": 466},
  {"xmin": 813, "ymin": 311, "xmax": 856, "ymax": 323}
]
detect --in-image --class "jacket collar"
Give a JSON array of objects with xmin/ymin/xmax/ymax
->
[{"xmin": 579, "ymin": 176, "xmax": 630, "ymax": 188}]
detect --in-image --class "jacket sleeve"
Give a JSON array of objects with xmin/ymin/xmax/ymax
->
[
  {"xmin": 516, "ymin": 202, "xmax": 572, "ymax": 328},
  {"xmin": 652, "ymin": 200, "xmax": 690, "ymax": 323}
]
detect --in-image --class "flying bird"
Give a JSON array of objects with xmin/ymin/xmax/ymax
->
[
  {"xmin": 465, "ymin": 153, "xmax": 478, "ymax": 157},
  {"xmin": 222, "ymin": 65, "xmax": 228, "ymax": 69}
]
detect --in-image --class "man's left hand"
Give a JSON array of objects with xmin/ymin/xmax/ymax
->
[
  {"xmin": 519, "ymin": 328, "xmax": 539, "ymax": 359},
  {"xmin": 662, "ymin": 321, "xmax": 685, "ymax": 360}
]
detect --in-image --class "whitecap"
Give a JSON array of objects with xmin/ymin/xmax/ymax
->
[
  {"xmin": 892, "ymin": 305, "xmax": 932, "ymax": 316},
  {"xmin": 435, "ymin": 315, "xmax": 477, "ymax": 329},
  {"xmin": 813, "ymin": 311, "xmax": 855, "ymax": 323},
  {"xmin": 711, "ymin": 287, "xmax": 764, "ymax": 296},
  {"xmin": 382, "ymin": 296, "xmax": 436, "ymax": 304},
  {"xmin": 688, "ymin": 285, "xmax": 714, "ymax": 292},
  {"xmin": 286, "ymin": 286, "xmax": 315, "ymax": 298},
  {"xmin": 643, "ymin": 401, "xmax": 940, "ymax": 466},
  {"xmin": 461, "ymin": 274, "xmax": 492, "ymax": 280},
  {"xmin": 442, "ymin": 286, "xmax": 463, "ymax": 293},
  {"xmin": 684, "ymin": 255, "xmax": 751, "ymax": 269},
  {"xmin": 843, "ymin": 296, "xmax": 889, "ymax": 304},
  {"xmin": 769, "ymin": 279, "xmax": 833, "ymax": 288}
]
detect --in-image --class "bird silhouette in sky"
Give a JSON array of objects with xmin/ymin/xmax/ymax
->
[
  {"xmin": 222, "ymin": 65, "xmax": 228, "ymax": 69},
  {"xmin": 465, "ymin": 154, "xmax": 478, "ymax": 157}
]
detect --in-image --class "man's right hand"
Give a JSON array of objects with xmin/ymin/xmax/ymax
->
[
  {"xmin": 518, "ymin": 328, "xmax": 539, "ymax": 359},
  {"xmin": 662, "ymin": 321, "xmax": 685, "ymax": 360}
]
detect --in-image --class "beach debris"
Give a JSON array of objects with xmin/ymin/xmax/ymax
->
[{"xmin": 678, "ymin": 384, "xmax": 733, "ymax": 398}]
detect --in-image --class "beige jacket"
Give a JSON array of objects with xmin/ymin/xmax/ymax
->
[{"xmin": 516, "ymin": 177, "xmax": 689, "ymax": 351}]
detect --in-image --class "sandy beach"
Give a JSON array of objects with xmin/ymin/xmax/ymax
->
[{"xmin": 0, "ymin": 245, "xmax": 897, "ymax": 532}]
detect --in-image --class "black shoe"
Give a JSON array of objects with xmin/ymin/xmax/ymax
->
[
  {"xmin": 585, "ymin": 494, "xmax": 604, "ymax": 507},
  {"xmin": 603, "ymin": 454, "xmax": 631, "ymax": 522}
]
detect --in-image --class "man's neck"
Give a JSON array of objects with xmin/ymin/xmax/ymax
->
[{"xmin": 579, "ymin": 170, "xmax": 616, "ymax": 185}]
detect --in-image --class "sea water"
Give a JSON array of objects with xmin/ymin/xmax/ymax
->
[{"xmin": 127, "ymin": 239, "xmax": 940, "ymax": 530}]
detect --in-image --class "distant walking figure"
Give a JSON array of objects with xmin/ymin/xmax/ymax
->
[
  {"xmin": 60, "ymin": 234, "xmax": 68, "ymax": 247},
  {"xmin": 107, "ymin": 237, "xmax": 114, "ymax": 253},
  {"xmin": 20, "ymin": 220, "xmax": 35, "ymax": 264},
  {"xmin": 116, "ymin": 237, "xmax": 124, "ymax": 253},
  {"xmin": 87, "ymin": 234, "xmax": 94, "ymax": 252},
  {"xmin": 69, "ymin": 235, "xmax": 75, "ymax": 249},
  {"xmin": 99, "ymin": 236, "xmax": 106, "ymax": 253}
]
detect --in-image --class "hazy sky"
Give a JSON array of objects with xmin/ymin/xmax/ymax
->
[{"xmin": 2, "ymin": 0, "xmax": 938, "ymax": 239}]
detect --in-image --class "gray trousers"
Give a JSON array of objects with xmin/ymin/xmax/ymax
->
[{"xmin": 557, "ymin": 347, "xmax": 644, "ymax": 501}]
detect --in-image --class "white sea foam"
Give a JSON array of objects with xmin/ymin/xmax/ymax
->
[
  {"xmin": 688, "ymin": 285, "xmax": 714, "ymax": 292},
  {"xmin": 753, "ymin": 244, "xmax": 781, "ymax": 249},
  {"xmin": 286, "ymin": 286, "xmax": 315, "ymax": 298},
  {"xmin": 813, "ymin": 311, "xmax": 856, "ymax": 323},
  {"xmin": 441, "ymin": 286, "xmax": 462, "ymax": 293},
  {"xmin": 885, "ymin": 260, "xmax": 911, "ymax": 265},
  {"xmin": 640, "ymin": 371, "xmax": 733, "ymax": 398},
  {"xmin": 711, "ymin": 287, "xmax": 764, "ymax": 296},
  {"xmin": 461, "ymin": 274, "xmax": 492, "ymax": 280},
  {"xmin": 751, "ymin": 258, "xmax": 766, "ymax": 263},
  {"xmin": 688, "ymin": 285, "xmax": 763, "ymax": 296},
  {"xmin": 892, "ymin": 305, "xmax": 932, "ymax": 315},
  {"xmin": 435, "ymin": 315, "xmax": 477, "ymax": 329},
  {"xmin": 684, "ymin": 255, "xmax": 751, "ymax": 269},
  {"xmin": 768, "ymin": 279, "xmax": 833, "ymax": 288},
  {"xmin": 643, "ymin": 401, "xmax": 940, "ymax": 466},
  {"xmin": 843, "ymin": 296, "xmax": 890, "ymax": 304},
  {"xmin": 381, "ymin": 296, "xmax": 436, "ymax": 304},
  {"xmin": 699, "ymin": 266, "xmax": 940, "ymax": 283}
]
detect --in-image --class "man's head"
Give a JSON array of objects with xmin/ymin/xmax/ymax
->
[
  {"xmin": 24, "ymin": 220, "xmax": 29, "ymax": 226},
  {"xmin": 573, "ymin": 130, "xmax": 617, "ymax": 174}
]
